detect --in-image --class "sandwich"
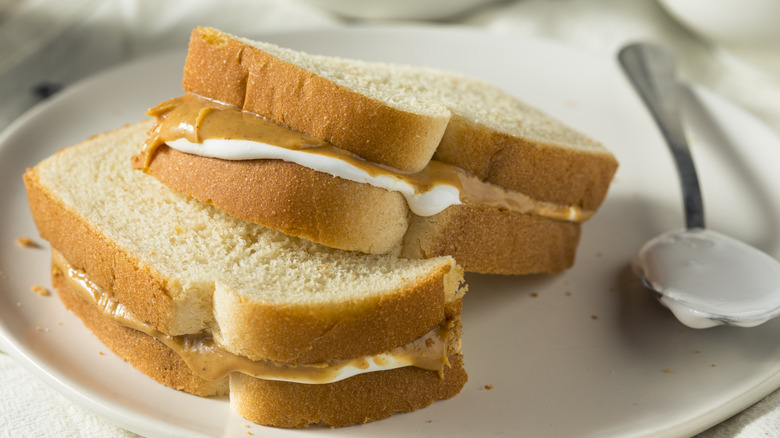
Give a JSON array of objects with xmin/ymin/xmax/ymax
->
[
  {"xmin": 24, "ymin": 26, "xmax": 616, "ymax": 428},
  {"xmin": 133, "ymin": 27, "xmax": 618, "ymax": 275},
  {"xmin": 24, "ymin": 121, "xmax": 467, "ymax": 427}
]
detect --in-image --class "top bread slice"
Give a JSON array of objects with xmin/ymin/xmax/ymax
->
[
  {"xmin": 23, "ymin": 120, "xmax": 464, "ymax": 364},
  {"xmin": 183, "ymin": 27, "xmax": 618, "ymax": 210}
]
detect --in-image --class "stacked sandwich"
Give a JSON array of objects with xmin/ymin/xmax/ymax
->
[{"xmin": 24, "ymin": 27, "xmax": 617, "ymax": 428}]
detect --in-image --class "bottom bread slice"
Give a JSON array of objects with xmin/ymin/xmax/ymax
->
[
  {"xmin": 52, "ymin": 262, "xmax": 467, "ymax": 427},
  {"xmin": 230, "ymin": 354, "xmax": 467, "ymax": 428}
]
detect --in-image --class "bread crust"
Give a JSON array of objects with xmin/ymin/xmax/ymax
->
[
  {"xmin": 24, "ymin": 152, "xmax": 202, "ymax": 336},
  {"xmin": 183, "ymin": 27, "xmax": 448, "ymax": 173},
  {"xmin": 144, "ymin": 144, "xmax": 582, "ymax": 275},
  {"xmin": 403, "ymin": 204, "xmax": 581, "ymax": 275},
  {"xmin": 53, "ymin": 265, "xmax": 466, "ymax": 427},
  {"xmin": 436, "ymin": 114, "xmax": 618, "ymax": 210},
  {"xmin": 214, "ymin": 268, "xmax": 463, "ymax": 364},
  {"xmin": 52, "ymin": 266, "xmax": 228, "ymax": 396},
  {"xmin": 145, "ymin": 145, "xmax": 408, "ymax": 255},
  {"xmin": 230, "ymin": 354, "xmax": 467, "ymax": 428}
]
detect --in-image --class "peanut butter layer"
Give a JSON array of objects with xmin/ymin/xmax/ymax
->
[
  {"xmin": 53, "ymin": 249, "xmax": 462, "ymax": 384},
  {"xmin": 136, "ymin": 93, "xmax": 594, "ymax": 223}
]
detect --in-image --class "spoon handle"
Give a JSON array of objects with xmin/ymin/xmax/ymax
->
[{"xmin": 618, "ymin": 43, "xmax": 705, "ymax": 229}]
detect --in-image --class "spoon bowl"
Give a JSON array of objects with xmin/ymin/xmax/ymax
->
[
  {"xmin": 633, "ymin": 228, "xmax": 780, "ymax": 328},
  {"xmin": 619, "ymin": 43, "xmax": 780, "ymax": 328}
]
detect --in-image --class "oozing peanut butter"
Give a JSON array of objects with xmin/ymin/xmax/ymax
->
[
  {"xmin": 52, "ymin": 250, "xmax": 458, "ymax": 383},
  {"xmin": 140, "ymin": 93, "xmax": 593, "ymax": 222}
]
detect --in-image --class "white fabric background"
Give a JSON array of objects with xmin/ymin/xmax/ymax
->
[{"xmin": 1, "ymin": 0, "xmax": 779, "ymax": 436}]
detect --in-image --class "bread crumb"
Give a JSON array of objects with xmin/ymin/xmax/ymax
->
[
  {"xmin": 99, "ymin": 351, "xmax": 105, "ymax": 356},
  {"xmin": 695, "ymin": 350, "xmax": 701, "ymax": 354},
  {"xmin": 35, "ymin": 326, "xmax": 49, "ymax": 332},
  {"xmin": 15, "ymin": 237, "xmax": 40, "ymax": 248},
  {"xmin": 427, "ymin": 420, "xmax": 433, "ymax": 423},
  {"xmin": 711, "ymin": 364, "xmax": 716, "ymax": 367},
  {"xmin": 482, "ymin": 384, "xmax": 494, "ymax": 390},
  {"xmin": 530, "ymin": 292, "xmax": 538, "ymax": 298},
  {"xmin": 31, "ymin": 285, "xmax": 50, "ymax": 296},
  {"xmin": 664, "ymin": 368, "xmax": 674, "ymax": 374},
  {"xmin": 591, "ymin": 315, "xmax": 598, "ymax": 320},
  {"xmin": 56, "ymin": 321, "xmax": 63, "ymax": 326},
  {"xmin": 565, "ymin": 291, "xmax": 571, "ymax": 297}
]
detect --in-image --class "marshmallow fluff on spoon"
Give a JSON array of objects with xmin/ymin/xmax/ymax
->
[{"xmin": 619, "ymin": 43, "xmax": 780, "ymax": 328}]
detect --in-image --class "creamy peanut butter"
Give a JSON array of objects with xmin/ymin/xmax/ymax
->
[
  {"xmin": 140, "ymin": 94, "xmax": 594, "ymax": 222},
  {"xmin": 52, "ymin": 250, "xmax": 458, "ymax": 383}
]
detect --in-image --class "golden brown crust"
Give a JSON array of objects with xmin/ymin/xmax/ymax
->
[
  {"xmin": 145, "ymin": 146, "xmax": 408, "ymax": 255},
  {"xmin": 230, "ymin": 354, "xmax": 467, "ymax": 428},
  {"xmin": 143, "ymin": 143, "xmax": 582, "ymax": 275},
  {"xmin": 435, "ymin": 114, "xmax": 618, "ymax": 210},
  {"xmin": 52, "ymin": 266, "xmax": 228, "ymax": 396},
  {"xmin": 214, "ymin": 265, "xmax": 462, "ymax": 364},
  {"xmin": 24, "ymin": 150, "xmax": 195, "ymax": 336},
  {"xmin": 403, "ymin": 204, "xmax": 581, "ymax": 275},
  {"xmin": 183, "ymin": 27, "xmax": 448, "ymax": 173}
]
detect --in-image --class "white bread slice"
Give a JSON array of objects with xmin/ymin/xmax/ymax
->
[
  {"xmin": 24, "ymin": 121, "xmax": 467, "ymax": 426},
  {"xmin": 183, "ymin": 27, "xmax": 618, "ymax": 210},
  {"xmin": 145, "ymin": 144, "xmax": 581, "ymax": 274}
]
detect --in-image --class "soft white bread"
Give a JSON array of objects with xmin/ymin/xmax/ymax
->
[
  {"xmin": 182, "ymin": 27, "xmax": 618, "ymax": 210},
  {"xmin": 145, "ymin": 144, "xmax": 582, "ymax": 274},
  {"xmin": 24, "ymin": 121, "xmax": 467, "ymax": 426},
  {"xmin": 143, "ymin": 145, "xmax": 410, "ymax": 256}
]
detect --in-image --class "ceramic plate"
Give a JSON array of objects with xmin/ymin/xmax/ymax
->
[{"xmin": 2, "ymin": 26, "xmax": 780, "ymax": 438}]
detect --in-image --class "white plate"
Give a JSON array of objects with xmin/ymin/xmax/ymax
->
[{"xmin": 2, "ymin": 26, "xmax": 780, "ymax": 438}]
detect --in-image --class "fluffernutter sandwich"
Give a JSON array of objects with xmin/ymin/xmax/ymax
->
[
  {"xmin": 24, "ymin": 26, "xmax": 617, "ymax": 429},
  {"xmin": 136, "ymin": 27, "xmax": 618, "ymax": 275}
]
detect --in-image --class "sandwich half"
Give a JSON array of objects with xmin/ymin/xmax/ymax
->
[
  {"xmin": 133, "ymin": 27, "xmax": 618, "ymax": 275},
  {"xmin": 24, "ymin": 121, "xmax": 467, "ymax": 427}
]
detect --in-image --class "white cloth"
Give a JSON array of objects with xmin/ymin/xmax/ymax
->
[{"xmin": 1, "ymin": 0, "xmax": 779, "ymax": 436}]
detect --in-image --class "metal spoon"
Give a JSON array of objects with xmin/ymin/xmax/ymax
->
[{"xmin": 618, "ymin": 42, "xmax": 780, "ymax": 328}]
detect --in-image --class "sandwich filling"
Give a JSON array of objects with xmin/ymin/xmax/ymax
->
[
  {"xmin": 52, "ymin": 250, "xmax": 460, "ymax": 384},
  {"xmin": 139, "ymin": 93, "xmax": 593, "ymax": 222}
]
